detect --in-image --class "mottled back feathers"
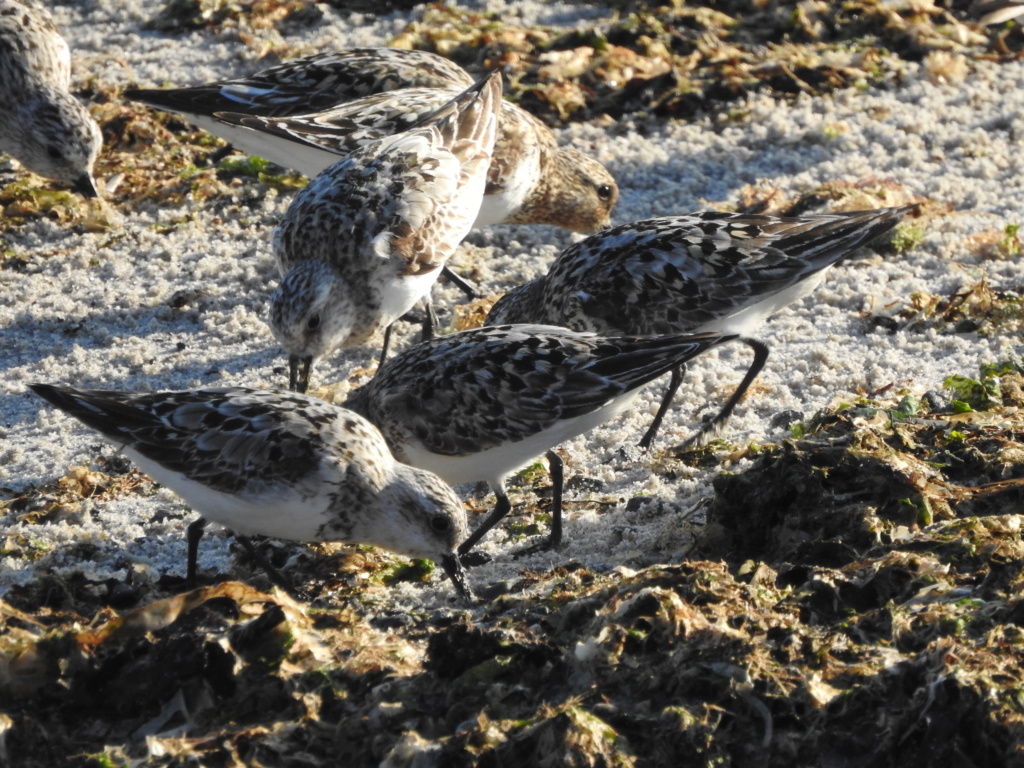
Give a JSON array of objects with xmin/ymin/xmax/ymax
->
[{"xmin": 487, "ymin": 208, "xmax": 914, "ymax": 334}]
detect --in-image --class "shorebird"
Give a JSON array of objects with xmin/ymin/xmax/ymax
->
[
  {"xmin": 344, "ymin": 324, "xmax": 733, "ymax": 555},
  {"xmin": 124, "ymin": 47, "xmax": 618, "ymax": 232},
  {"xmin": 30, "ymin": 383, "xmax": 474, "ymax": 600},
  {"xmin": 486, "ymin": 206, "xmax": 916, "ymax": 448},
  {"xmin": 270, "ymin": 73, "xmax": 501, "ymax": 393},
  {"xmin": 0, "ymin": 0, "xmax": 102, "ymax": 196}
]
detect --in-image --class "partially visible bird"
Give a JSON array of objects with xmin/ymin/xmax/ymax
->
[
  {"xmin": 270, "ymin": 72, "xmax": 502, "ymax": 393},
  {"xmin": 29, "ymin": 383, "xmax": 473, "ymax": 601},
  {"xmin": 123, "ymin": 47, "xmax": 475, "ymax": 129},
  {"xmin": 213, "ymin": 90, "xmax": 618, "ymax": 232},
  {"xmin": 124, "ymin": 47, "xmax": 618, "ymax": 232},
  {"xmin": 486, "ymin": 207, "xmax": 916, "ymax": 449},
  {"xmin": 0, "ymin": 0, "xmax": 102, "ymax": 196}
]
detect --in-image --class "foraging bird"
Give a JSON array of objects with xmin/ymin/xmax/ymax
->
[
  {"xmin": 344, "ymin": 324, "xmax": 733, "ymax": 555},
  {"xmin": 30, "ymin": 383, "xmax": 473, "ymax": 601},
  {"xmin": 270, "ymin": 72, "xmax": 501, "ymax": 393},
  {"xmin": 124, "ymin": 47, "xmax": 618, "ymax": 232},
  {"xmin": 486, "ymin": 207, "xmax": 916, "ymax": 449},
  {"xmin": 0, "ymin": 0, "xmax": 102, "ymax": 196}
]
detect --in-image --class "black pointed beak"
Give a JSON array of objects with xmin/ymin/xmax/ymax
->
[
  {"xmin": 71, "ymin": 173, "xmax": 99, "ymax": 199},
  {"xmin": 440, "ymin": 553, "xmax": 474, "ymax": 603},
  {"xmin": 288, "ymin": 354, "xmax": 312, "ymax": 393}
]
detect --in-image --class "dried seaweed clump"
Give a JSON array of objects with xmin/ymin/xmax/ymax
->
[
  {"xmin": 713, "ymin": 370, "xmax": 1024, "ymax": 563},
  {"xmin": 391, "ymin": 2, "xmax": 1011, "ymax": 124},
  {"xmin": 145, "ymin": 0, "xmax": 322, "ymax": 34}
]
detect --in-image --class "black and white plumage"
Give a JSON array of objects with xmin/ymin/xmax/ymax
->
[
  {"xmin": 0, "ymin": 0, "xmax": 101, "ymax": 196},
  {"xmin": 214, "ymin": 88, "xmax": 618, "ymax": 232},
  {"xmin": 29, "ymin": 384, "xmax": 473, "ymax": 600},
  {"xmin": 486, "ymin": 207, "xmax": 916, "ymax": 448},
  {"xmin": 123, "ymin": 48, "xmax": 476, "ymax": 127},
  {"xmin": 270, "ymin": 72, "xmax": 501, "ymax": 394},
  {"xmin": 124, "ymin": 47, "xmax": 618, "ymax": 233},
  {"xmin": 343, "ymin": 324, "xmax": 733, "ymax": 555}
]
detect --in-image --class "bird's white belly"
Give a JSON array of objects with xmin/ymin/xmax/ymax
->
[
  {"xmin": 376, "ymin": 263, "xmax": 443, "ymax": 327},
  {"xmin": 697, "ymin": 269, "xmax": 831, "ymax": 335},
  {"xmin": 474, "ymin": 152, "xmax": 539, "ymax": 226},
  {"xmin": 126, "ymin": 448, "xmax": 330, "ymax": 542},
  {"xmin": 396, "ymin": 390, "xmax": 641, "ymax": 488},
  {"xmin": 202, "ymin": 118, "xmax": 339, "ymax": 178}
]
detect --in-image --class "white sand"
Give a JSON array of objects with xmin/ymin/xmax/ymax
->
[{"xmin": 2, "ymin": 1, "xmax": 1022, "ymax": 603}]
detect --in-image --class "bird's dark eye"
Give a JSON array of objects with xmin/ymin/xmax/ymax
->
[
  {"xmin": 306, "ymin": 314, "xmax": 321, "ymax": 331},
  {"xmin": 430, "ymin": 515, "xmax": 451, "ymax": 533},
  {"xmin": 46, "ymin": 145, "xmax": 63, "ymax": 160},
  {"xmin": 597, "ymin": 184, "xmax": 613, "ymax": 201}
]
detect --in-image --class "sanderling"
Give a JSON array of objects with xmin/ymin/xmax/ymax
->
[
  {"xmin": 29, "ymin": 383, "xmax": 473, "ymax": 600},
  {"xmin": 215, "ymin": 91, "xmax": 618, "ymax": 232},
  {"xmin": 486, "ymin": 207, "xmax": 916, "ymax": 449},
  {"xmin": 125, "ymin": 47, "xmax": 618, "ymax": 232},
  {"xmin": 123, "ymin": 47, "xmax": 475, "ymax": 132},
  {"xmin": 343, "ymin": 324, "xmax": 733, "ymax": 555},
  {"xmin": 271, "ymin": 72, "xmax": 501, "ymax": 394},
  {"xmin": 0, "ymin": 0, "xmax": 102, "ymax": 196}
]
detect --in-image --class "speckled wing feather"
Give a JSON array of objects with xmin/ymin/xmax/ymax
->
[
  {"xmin": 217, "ymin": 88, "xmax": 552, "ymax": 191},
  {"xmin": 29, "ymin": 383, "xmax": 474, "ymax": 594},
  {"xmin": 214, "ymin": 87, "xmax": 463, "ymax": 159},
  {"xmin": 482, "ymin": 102, "xmax": 548, "ymax": 196},
  {"xmin": 217, "ymin": 89, "xmax": 616, "ymax": 233},
  {"xmin": 28, "ymin": 385, "xmax": 342, "ymax": 495},
  {"xmin": 216, "ymin": 91, "xmax": 596, "ymax": 229},
  {"xmin": 489, "ymin": 208, "xmax": 913, "ymax": 334},
  {"xmin": 273, "ymin": 72, "xmax": 500, "ymax": 279},
  {"xmin": 123, "ymin": 48, "xmax": 474, "ymax": 119},
  {"xmin": 346, "ymin": 324, "xmax": 728, "ymax": 458}
]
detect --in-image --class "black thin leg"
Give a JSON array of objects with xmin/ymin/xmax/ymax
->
[
  {"xmin": 441, "ymin": 265, "xmax": 479, "ymax": 300},
  {"xmin": 207, "ymin": 144, "xmax": 235, "ymax": 165},
  {"xmin": 378, "ymin": 323, "xmax": 394, "ymax": 369},
  {"xmin": 422, "ymin": 299, "xmax": 438, "ymax": 342},
  {"xmin": 186, "ymin": 517, "xmax": 207, "ymax": 588},
  {"xmin": 379, "ymin": 297, "xmax": 438, "ymax": 371},
  {"xmin": 513, "ymin": 450, "xmax": 565, "ymax": 557},
  {"xmin": 458, "ymin": 486, "xmax": 512, "ymax": 556},
  {"xmin": 234, "ymin": 536, "xmax": 306, "ymax": 600},
  {"xmin": 638, "ymin": 364, "xmax": 686, "ymax": 450},
  {"xmin": 677, "ymin": 337, "xmax": 770, "ymax": 450},
  {"xmin": 288, "ymin": 355, "xmax": 312, "ymax": 394},
  {"xmin": 546, "ymin": 449, "xmax": 565, "ymax": 549}
]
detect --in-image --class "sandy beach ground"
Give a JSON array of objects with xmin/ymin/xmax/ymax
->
[
  {"xmin": 2, "ymin": 1, "xmax": 1022, "ymax": 602},
  {"xmin": 5, "ymin": 3, "xmax": 1024, "ymax": 765}
]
